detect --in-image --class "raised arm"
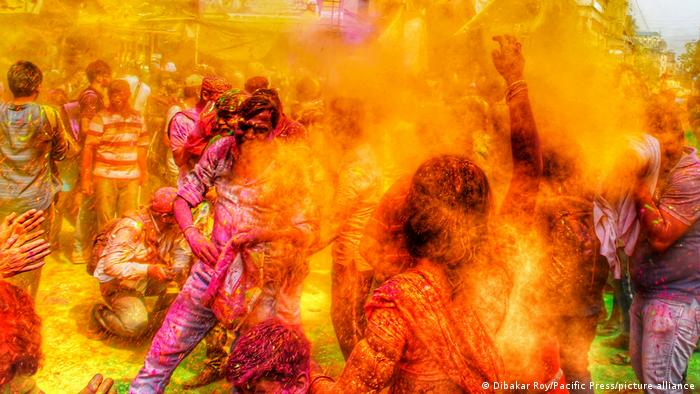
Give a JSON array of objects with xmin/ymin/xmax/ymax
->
[
  {"xmin": 81, "ymin": 115, "xmax": 103, "ymax": 195},
  {"xmin": 493, "ymin": 35, "xmax": 542, "ymax": 219}
]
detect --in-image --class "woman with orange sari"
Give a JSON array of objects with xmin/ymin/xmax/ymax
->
[{"xmin": 312, "ymin": 35, "xmax": 566, "ymax": 393}]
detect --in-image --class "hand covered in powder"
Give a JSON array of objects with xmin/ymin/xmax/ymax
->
[
  {"xmin": 185, "ymin": 228, "xmax": 220, "ymax": 267},
  {"xmin": 492, "ymin": 35, "xmax": 525, "ymax": 85},
  {"xmin": 0, "ymin": 209, "xmax": 45, "ymax": 247}
]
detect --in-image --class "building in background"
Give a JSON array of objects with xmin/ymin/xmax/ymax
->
[
  {"xmin": 634, "ymin": 31, "xmax": 678, "ymax": 78},
  {"xmin": 574, "ymin": 0, "xmax": 634, "ymax": 56}
]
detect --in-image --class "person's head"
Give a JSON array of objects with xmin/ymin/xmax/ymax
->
[
  {"xmin": 645, "ymin": 94, "xmax": 685, "ymax": 167},
  {"xmin": 108, "ymin": 79, "xmax": 132, "ymax": 113},
  {"xmin": 404, "ymin": 155, "xmax": 491, "ymax": 268},
  {"xmin": 183, "ymin": 74, "xmax": 203, "ymax": 100},
  {"xmin": 149, "ymin": 187, "xmax": 178, "ymax": 226},
  {"xmin": 226, "ymin": 319, "xmax": 310, "ymax": 394},
  {"xmin": 295, "ymin": 76, "xmax": 320, "ymax": 102},
  {"xmin": 201, "ymin": 75, "xmax": 232, "ymax": 103},
  {"xmin": 7, "ymin": 60, "xmax": 42, "ymax": 99},
  {"xmin": 46, "ymin": 88, "xmax": 68, "ymax": 106},
  {"xmin": 244, "ymin": 76, "xmax": 270, "ymax": 95},
  {"xmin": 85, "ymin": 60, "xmax": 111, "ymax": 89},
  {"xmin": 237, "ymin": 95, "xmax": 280, "ymax": 144},
  {"xmin": 328, "ymin": 96, "xmax": 364, "ymax": 146},
  {"xmin": 0, "ymin": 281, "xmax": 42, "ymax": 386},
  {"xmin": 252, "ymin": 88, "xmax": 283, "ymax": 113},
  {"xmin": 213, "ymin": 89, "xmax": 246, "ymax": 135}
]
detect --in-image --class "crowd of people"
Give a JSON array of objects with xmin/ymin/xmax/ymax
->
[{"xmin": 0, "ymin": 30, "xmax": 700, "ymax": 394}]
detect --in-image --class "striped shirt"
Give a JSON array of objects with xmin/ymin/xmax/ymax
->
[
  {"xmin": 85, "ymin": 111, "xmax": 148, "ymax": 179},
  {"xmin": 0, "ymin": 102, "xmax": 71, "ymax": 212}
]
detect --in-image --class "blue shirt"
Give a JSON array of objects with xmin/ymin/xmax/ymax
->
[{"xmin": 0, "ymin": 102, "xmax": 70, "ymax": 212}]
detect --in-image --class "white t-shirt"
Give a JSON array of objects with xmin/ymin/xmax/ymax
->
[{"xmin": 122, "ymin": 75, "xmax": 152, "ymax": 114}]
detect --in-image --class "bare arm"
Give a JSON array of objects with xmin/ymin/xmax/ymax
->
[
  {"xmin": 47, "ymin": 107, "xmax": 72, "ymax": 161},
  {"xmin": 81, "ymin": 116, "xmax": 103, "ymax": 195},
  {"xmin": 492, "ymin": 36, "xmax": 542, "ymax": 219},
  {"xmin": 635, "ymin": 186, "xmax": 691, "ymax": 252},
  {"xmin": 81, "ymin": 145, "xmax": 95, "ymax": 195},
  {"xmin": 174, "ymin": 197, "xmax": 196, "ymax": 233},
  {"xmin": 137, "ymin": 146, "xmax": 148, "ymax": 185},
  {"xmin": 169, "ymin": 114, "xmax": 192, "ymax": 167}
]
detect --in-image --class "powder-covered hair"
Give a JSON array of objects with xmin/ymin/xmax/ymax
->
[
  {"xmin": 0, "ymin": 281, "xmax": 42, "ymax": 385},
  {"xmin": 226, "ymin": 319, "xmax": 311, "ymax": 389},
  {"xmin": 239, "ymin": 94, "xmax": 280, "ymax": 128},
  {"xmin": 7, "ymin": 60, "xmax": 42, "ymax": 98},
  {"xmin": 404, "ymin": 155, "xmax": 491, "ymax": 267}
]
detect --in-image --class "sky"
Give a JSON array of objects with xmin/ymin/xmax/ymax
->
[{"xmin": 631, "ymin": 0, "xmax": 700, "ymax": 55}]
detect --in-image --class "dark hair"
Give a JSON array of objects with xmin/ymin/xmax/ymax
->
[
  {"xmin": 7, "ymin": 60, "xmax": 42, "ymax": 98},
  {"xmin": 226, "ymin": 319, "xmax": 310, "ymax": 389},
  {"xmin": 239, "ymin": 95, "xmax": 280, "ymax": 128},
  {"xmin": 252, "ymin": 88, "xmax": 283, "ymax": 113},
  {"xmin": 85, "ymin": 60, "xmax": 111, "ymax": 83},
  {"xmin": 404, "ymin": 155, "xmax": 491, "ymax": 266},
  {"xmin": 244, "ymin": 75, "xmax": 269, "ymax": 93},
  {"xmin": 329, "ymin": 96, "xmax": 364, "ymax": 141},
  {"xmin": 183, "ymin": 85, "xmax": 199, "ymax": 99},
  {"xmin": 645, "ymin": 94, "xmax": 683, "ymax": 136},
  {"xmin": 0, "ymin": 281, "xmax": 42, "ymax": 385},
  {"xmin": 295, "ymin": 76, "xmax": 320, "ymax": 101},
  {"xmin": 108, "ymin": 79, "xmax": 131, "ymax": 96},
  {"xmin": 542, "ymin": 149, "xmax": 575, "ymax": 183}
]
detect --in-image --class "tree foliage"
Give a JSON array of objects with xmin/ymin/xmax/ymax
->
[{"xmin": 679, "ymin": 40, "xmax": 700, "ymax": 77}]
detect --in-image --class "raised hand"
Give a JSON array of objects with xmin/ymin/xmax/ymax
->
[
  {"xmin": 0, "ymin": 210, "xmax": 45, "ymax": 248},
  {"xmin": 0, "ymin": 212, "xmax": 18, "ymax": 245},
  {"xmin": 492, "ymin": 35, "xmax": 525, "ymax": 85},
  {"xmin": 0, "ymin": 237, "xmax": 50, "ymax": 278}
]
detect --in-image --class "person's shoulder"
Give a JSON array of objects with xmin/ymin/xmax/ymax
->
[
  {"xmin": 373, "ymin": 269, "xmax": 426, "ymax": 297},
  {"xmin": 173, "ymin": 108, "xmax": 198, "ymax": 123},
  {"xmin": 111, "ymin": 215, "xmax": 146, "ymax": 238},
  {"xmin": 78, "ymin": 87, "xmax": 100, "ymax": 101},
  {"xmin": 39, "ymin": 103, "xmax": 60, "ymax": 117},
  {"xmin": 673, "ymin": 151, "xmax": 700, "ymax": 181}
]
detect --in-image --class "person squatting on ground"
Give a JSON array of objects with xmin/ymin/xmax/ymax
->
[
  {"xmin": 0, "ymin": 60, "xmax": 74, "ymax": 298},
  {"xmin": 89, "ymin": 187, "xmax": 192, "ymax": 339},
  {"xmin": 81, "ymin": 79, "xmax": 149, "ymax": 231},
  {"xmin": 129, "ymin": 93, "xmax": 319, "ymax": 393},
  {"xmin": 628, "ymin": 96, "xmax": 700, "ymax": 394}
]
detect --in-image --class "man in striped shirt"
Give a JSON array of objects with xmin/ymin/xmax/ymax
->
[{"xmin": 81, "ymin": 79, "xmax": 149, "ymax": 230}]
